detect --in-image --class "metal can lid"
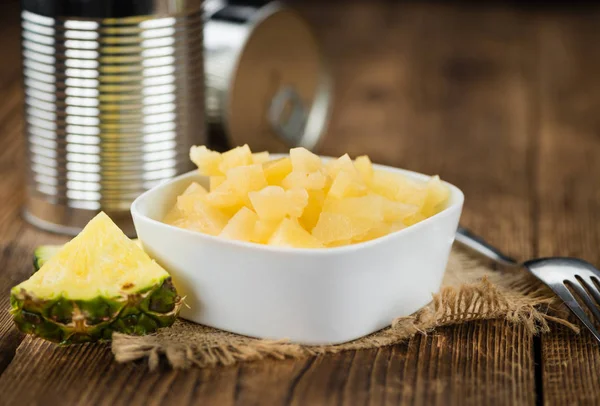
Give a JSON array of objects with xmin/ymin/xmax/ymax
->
[{"xmin": 224, "ymin": 3, "xmax": 332, "ymax": 153}]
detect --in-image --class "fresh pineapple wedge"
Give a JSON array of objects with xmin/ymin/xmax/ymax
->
[
  {"xmin": 12, "ymin": 212, "xmax": 181, "ymax": 344},
  {"xmin": 32, "ymin": 239, "xmax": 143, "ymax": 272}
]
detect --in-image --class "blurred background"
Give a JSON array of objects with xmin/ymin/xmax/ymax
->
[{"xmin": 1, "ymin": 0, "xmax": 599, "ymax": 256}]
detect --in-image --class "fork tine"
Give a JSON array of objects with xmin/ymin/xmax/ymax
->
[
  {"xmin": 567, "ymin": 279, "xmax": 600, "ymax": 325},
  {"xmin": 581, "ymin": 276, "xmax": 600, "ymax": 307},
  {"xmin": 550, "ymin": 283, "xmax": 600, "ymax": 344}
]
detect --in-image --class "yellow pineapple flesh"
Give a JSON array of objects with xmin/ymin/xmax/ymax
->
[{"xmin": 168, "ymin": 145, "xmax": 451, "ymax": 248}]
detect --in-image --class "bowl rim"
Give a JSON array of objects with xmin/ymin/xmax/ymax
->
[{"xmin": 131, "ymin": 155, "xmax": 464, "ymax": 255}]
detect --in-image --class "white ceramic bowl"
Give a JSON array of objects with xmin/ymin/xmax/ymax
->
[{"xmin": 131, "ymin": 159, "xmax": 464, "ymax": 345}]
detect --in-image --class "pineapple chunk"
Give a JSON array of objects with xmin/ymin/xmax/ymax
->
[
  {"xmin": 299, "ymin": 189, "xmax": 326, "ymax": 231},
  {"xmin": 282, "ymin": 170, "xmax": 327, "ymax": 191},
  {"xmin": 253, "ymin": 219, "xmax": 281, "ymax": 244},
  {"xmin": 354, "ymin": 155, "xmax": 374, "ymax": 182},
  {"xmin": 210, "ymin": 176, "xmax": 226, "ymax": 191},
  {"xmin": 289, "ymin": 147, "xmax": 322, "ymax": 172},
  {"xmin": 219, "ymin": 144, "xmax": 253, "ymax": 173},
  {"xmin": 324, "ymin": 154, "xmax": 359, "ymax": 179},
  {"xmin": 203, "ymin": 181, "xmax": 243, "ymax": 212},
  {"xmin": 162, "ymin": 206, "xmax": 183, "ymax": 226},
  {"xmin": 323, "ymin": 195, "xmax": 384, "ymax": 222},
  {"xmin": 190, "ymin": 146, "xmax": 223, "ymax": 176},
  {"xmin": 176, "ymin": 196, "xmax": 229, "ymax": 235},
  {"xmin": 328, "ymin": 170, "xmax": 368, "ymax": 199},
  {"xmin": 182, "ymin": 181, "xmax": 208, "ymax": 196},
  {"xmin": 395, "ymin": 178, "xmax": 427, "ymax": 207},
  {"xmin": 206, "ymin": 164, "xmax": 267, "ymax": 210},
  {"xmin": 263, "ymin": 157, "xmax": 293, "ymax": 186},
  {"xmin": 420, "ymin": 175, "xmax": 450, "ymax": 217},
  {"xmin": 268, "ymin": 218, "xmax": 324, "ymax": 248},
  {"xmin": 368, "ymin": 170, "xmax": 405, "ymax": 200},
  {"xmin": 381, "ymin": 199, "xmax": 420, "ymax": 223},
  {"xmin": 404, "ymin": 212, "xmax": 427, "ymax": 226},
  {"xmin": 249, "ymin": 186, "xmax": 308, "ymax": 220},
  {"xmin": 353, "ymin": 222, "xmax": 391, "ymax": 243},
  {"xmin": 226, "ymin": 164, "xmax": 268, "ymax": 203},
  {"xmin": 219, "ymin": 207, "xmax": 259, "ymax": 241},
  {"xmin": 312, "ymin": 212, "xmax": 373, "ymax": 246},
  {"xmin": 369, "ymin": 170, "xmax": 427, "ymax": 206},
  {"xmin": 252, "ymin": 151, "xmax": 270, "ymax": 164}
]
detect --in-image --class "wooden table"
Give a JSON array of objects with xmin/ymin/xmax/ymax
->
[{"xmin": 1, "ymin": 1, "xmax": 599, "ymax": 405}]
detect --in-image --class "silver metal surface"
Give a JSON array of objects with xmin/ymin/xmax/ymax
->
[
  {"xmin": 455, "ymin": 226, "xmax": 519, "ymax": 267},
  {"xmin": 203, "ymin": 1, "xmax": 331, "ymax": 153},
  {"xmin": 456, "ymin": 226, "xmax": 600, "ymax": 344},
  {"xmin": 21, "ymin": 0, "xmax": 205, "ymax": 236}
]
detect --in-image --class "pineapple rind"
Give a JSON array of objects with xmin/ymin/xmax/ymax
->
[{"xmin": 10, "ymin": 276, "xmax": 180, "ymax": 344}]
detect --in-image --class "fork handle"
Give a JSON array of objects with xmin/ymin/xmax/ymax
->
[{"xmin": 455, "ymin": 226, "xmax": 520, "ymax": 267}]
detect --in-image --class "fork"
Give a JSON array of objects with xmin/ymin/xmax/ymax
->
[{"xmin": 455, "ymin": 226, "xmax": 600, "ymax": 343}]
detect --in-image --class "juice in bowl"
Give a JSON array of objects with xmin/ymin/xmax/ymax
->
[{"xmin": 130, "ymin": 145, "xmax": 464, "ymax": 344}]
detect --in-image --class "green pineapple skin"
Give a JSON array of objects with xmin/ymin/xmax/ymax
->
[{"xmin": 10, "ymin": 277, "xmax": 181, "ymax": 345}]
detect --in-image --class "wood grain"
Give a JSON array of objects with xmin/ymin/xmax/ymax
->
[
  {"xmin": 537, "ymin": 14, "xmax": 600, "ymax": 406},
  {"xmin": 0, "ymin": 2, "xmax": 541, "ymax": 405},
  {"xmin": 0, "ymin": 0, "xmax": 598, "ymax": 404}
]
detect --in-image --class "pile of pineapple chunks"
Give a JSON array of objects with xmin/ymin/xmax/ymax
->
[{"xmin": 163, "ymin": 145, "xmax": 450, "ymax": 248}]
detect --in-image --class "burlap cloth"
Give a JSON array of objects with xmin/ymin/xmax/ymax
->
[{"xmin": 112, "ymin": 247, "xmax": 577, "ymax": 370}]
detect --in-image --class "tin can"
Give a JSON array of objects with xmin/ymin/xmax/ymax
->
[
  {"xmin": 204, "ymin": 1, "xmax": 332, "ymax": 153},
  {"xmin": 21, "ymin": 0, "xmax": 205, "ymax": 236}
]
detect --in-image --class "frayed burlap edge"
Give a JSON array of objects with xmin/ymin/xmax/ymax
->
[{"xmin": 112, "ymin": 248, "xmax": 578, "ymax": 370}]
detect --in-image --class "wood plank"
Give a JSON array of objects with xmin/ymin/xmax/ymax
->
[
  {"xmin": 0, "ymin": 83, "xmax": 67, "ymax": 377},
  {"xmin": 537, "ymin": 13, "xmax": 600, "ymax": 405},
  {"xmin": 0, "ymin": 2, "xmax": 539, "ymax": 405}
]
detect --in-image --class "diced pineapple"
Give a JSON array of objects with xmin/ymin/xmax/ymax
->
[
  {"xmin": 252, "ymin": 151, "xmax": 270, "ymax": 164},
  {"xmin": 353, "ymin": 222, "xmax": 391, "ymax": 243},
  {"xmin": 282, "ymin": 170, "xmax": 327, "ymax": 191},
  {"xmin": 175, "ymin": 145, "xmax": 451, "ymax": 247},
  {"xmin": 163, "ymin": 206, "xmax": 183, "ymax": 225},
  {"xmin": 190, "ymin": 146, "xmax": 223, "ymax": 176},
  {"xmin": 325, "ymin": 154, "xmax": 359, "ymax": 178},
  {"xmin": 395, "ymin": 178, "xmax": 427, "ymax": 207},
  {"xmin": 210, "ymin": 176, "xmax": 226, "ymax": 191},
  {"xmin": 176, "ymin": 197, "xmax": 229, "ymax": 235},
  {"xmin": 354, "ymin": 155, "xmax": 374, "ymax": 182},
  {"xmin": 263, "ymin": 157, "xmax": 293, "ymax": 186},
  {"xmin": 323, "ymin": 195, "xmax": 384, "ymax": 222},
  {"xmin": 403, "ymin": 212, "xmax": 427, "ymax": 226},
  {"xmin": 249, "ymin": 186, "xmax": 308, "ymax": 221},
  {"xmin": 381, "ymin": 199, "xmax": 420, "ymax": 223},
  {"xmin": 226, "ymin": 164, "xmax": 268, "ymax": 202},
  {"xmin": 203, "ymin": 181, "xmax": 243, "ymax": 211},
  {"xmin": 219, "ymin": 207, "xmax": 259, "ymax": 241},
  {"xmin": 369, "ymin": 170, "xmax": 427, "ymax": 206},
  {"xmin": 328, "ymin": 170, "xmax": 368, "ymax": 199},
  {"xmin": 420, "ymin": 175, "xmax": 450, "ymax": 217},
  {"xmin": 298, "ymin": 189, "xmax": 326, "ymax": 231},
  {"xmin": 205, "ymin": 164, "xmax": 267, "ymax": 214},
  {"xmin": 390, "ymin": 221, "xmax": 406, "ymax": 232},
  {"xmin": 368, "ymin": 170, "xmax": 405, "ymax": 200},
  {"xmin": 182, "ymin": 181, "xmax": 208, "ymax": 196},
  {"xmin": 219, "ymin": 144, "xmax": 253, "ymax": 173},
  {"xmin": 253, "ymin": 219, "xmax": 281, "ymax": 244},
  {"xmin": 289, "ymin": 147, "xmax": 322, "ymax": 172},
  {"xmin": 312, "ymin": 212, "xmax": 373, "ymax": 245},
  {"xmin": 176, "ymin": 193, "xmax": 203, "ymax": 215},
  {"xmin": 268, "ymin": 218, "xmax": 324, "ymax": 248}
]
